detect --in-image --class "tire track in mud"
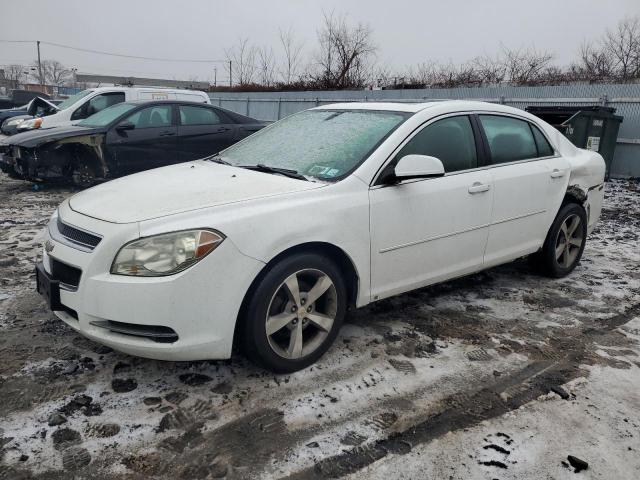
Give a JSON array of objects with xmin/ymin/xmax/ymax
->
[{"xmin": 285, "ymin": 303, "xmax": 640, "ymax": 479}]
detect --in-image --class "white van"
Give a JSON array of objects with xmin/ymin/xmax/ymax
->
[{"xmin": 16, "ymin": 87, "xmax": 211, "ymax": 132}]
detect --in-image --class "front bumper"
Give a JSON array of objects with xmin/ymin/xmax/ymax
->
[{"xmin": 38, "ymin": 201, "xmax": 265, "ymax": 361}]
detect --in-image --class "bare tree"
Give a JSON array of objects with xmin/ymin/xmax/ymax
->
[
  {"xmin": 225, "ymin": 38, "xmax": 258, "ymax": 86},
  {"xmin": 406, "ymin": 62, "xmax": 438, "ymax": 86},
  {"xmin": 573, "ymin": 40, "xmax": 615, "ymax": 82},
  {"xmin": 42, "ymin": 60, "xmax": 72, "ymax": 85},
  {"xmin": 279, "ymin": 27, "xmax": 304, "ymax": 84},
  {"xmin": 372, "ymin": 64, "xmax": 398, "ymax": 88},
  {"xmin": 470, "ymin": 54, "xmax": 505, "ymax": 85},
  {"xmin": 257, "ymin": 46, "xmax": 277, "ymax": 87},
  {"xmin": 3, "ymin": 64, "xmax": 26, "ymax": 88},
  {"xmin": 314, "ymin": 11, "xmax": 376, "ymax": 89},
  {"xmin": 28, "ymin": 60, "xmax": 45, "ymax": 85},
  {"xmin": 602, "ymin": 16, "xmax": 640, "ymax": 80},
  {"xmin": 501, "ymin": 46, "xmax": 554, "ymax": 85}
]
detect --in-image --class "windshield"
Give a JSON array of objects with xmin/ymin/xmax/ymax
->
[
  {"xmin": 78, "ymin": 103, "xmax": 138, "ymax": 128},
  {"xmin": 55, "ymin": 89, "xmax": 93, "ymax": 110},
  {"xmin": 220, "ymin": 109, "xmax": 408, "ymax": 181}
]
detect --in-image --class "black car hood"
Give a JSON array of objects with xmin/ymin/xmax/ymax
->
[
  {"xmin": 0, "ymin": 109, "xmax": 28, "ymax": 123},
  {"xmin": 7, "ymin": 125, "xmax": 104, "ymax": 148}
]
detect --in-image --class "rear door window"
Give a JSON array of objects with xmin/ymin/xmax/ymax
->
[
  {"xmin": 179, "ymin": 105, "xmax": 221, "ymax": 125},
  {"xmin": 530, "ymin": 124, "xmax": 554, "ymax": 157},
  {"xmin": 479, "ymin": 115, "xmax": 538, "ymax": 164}
]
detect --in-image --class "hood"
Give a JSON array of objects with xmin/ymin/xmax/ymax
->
[
  {"xmin": 0, "ymin": 109, "xmax": 28, "ymax": 123},
  {"xmin": 7, "ymin": 125, "xmax": 99, "ymax": 147},
  {"xmin": 26, "ymin": 97, "xmax": 59, "ymax": 116},
  {"xmin": 69, "ymin": 161, "xmax": 324, "ymax": 223}
]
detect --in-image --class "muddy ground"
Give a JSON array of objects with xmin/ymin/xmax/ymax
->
[{"xmin": 0, "ymin": 173, "xmax": 639, "ymax": 480}]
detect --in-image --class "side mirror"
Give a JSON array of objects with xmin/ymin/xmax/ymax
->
[
  {"xmin": 116, "ymin": 121, "xmax": 135, "ymax": 132},
  {"xmin": 393, "ymin": 154, "xmax": 445, "ymax": 181}
]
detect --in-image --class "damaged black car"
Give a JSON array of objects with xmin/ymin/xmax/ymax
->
[
  {"xmin": 0, "ymin": 100, "xmax": 265, "ymax": 187},
  {"xmin": 0, "ymin": 96, "xmax": 60, "ymax": 135}
]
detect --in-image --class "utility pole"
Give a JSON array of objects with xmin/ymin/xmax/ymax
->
[
  {"xmin": 229, "ymin": 60, "xmax": 232, "ymax": 88},
  {"xmin": 213, "ymin": 67, "xmax": 217, "ymax": 88},
  {"xmin": 36, "ymin": 40, "xmax": 43, "ymax": 88}
]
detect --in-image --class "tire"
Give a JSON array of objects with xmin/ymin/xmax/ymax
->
[
  {"xmin": 71, "ymin": 163, "xmax": 97, "ymax": 188},
  {"xmin": 537, "ymin": 202, "xmax": 588, "ymax": 278},
  {"xmin": 240, "ymin": 253, "xmax": 347, "ymax": 373}
]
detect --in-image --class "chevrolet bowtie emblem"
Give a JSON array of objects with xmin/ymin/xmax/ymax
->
[{"xmin": 44, "ymin": 240, "xmax": 55, "ymax": 253}]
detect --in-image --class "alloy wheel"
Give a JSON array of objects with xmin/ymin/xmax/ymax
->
[
  {"xmin": 555, "ymin": 213, "xmax": 584, "ymax": 268},
  {"xmin": 265, "ymin": 269, "xmax": 338, "ymax": 359}
]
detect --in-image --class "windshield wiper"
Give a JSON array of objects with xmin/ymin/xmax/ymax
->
[
  {"xmin": 206, "ymin": 154, "xmax": 231, "ymax": 165},
  {"xmin": 239, "ymin": 164, "xmax": 309, "ymax": 181}
]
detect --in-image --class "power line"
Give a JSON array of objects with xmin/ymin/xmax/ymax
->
[{"xmin": 0, "ymin": 39, "xmax": 227, "ymax": 63}]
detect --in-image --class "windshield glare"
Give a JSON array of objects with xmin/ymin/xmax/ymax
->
[
  {"xmin": 55, "ymin": 89, "xmax": 93, "ymax": 110},
  {"xmin": 78, "ymin": 103, "xmax": 138, "ymax": 127},
  {"xmin": 220, "ymin": 109, "xmax": 407, "ymax": 180}
]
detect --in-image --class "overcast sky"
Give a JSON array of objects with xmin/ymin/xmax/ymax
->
[{"xmin": 1, "ymin": 0, "xmax": 639, "ymax": 84}]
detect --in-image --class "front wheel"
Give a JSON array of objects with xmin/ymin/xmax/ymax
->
[
  {"xmin": 71, "ymin": 163, "xmax": 98, "ymax": 188},
  {"xmin": 240, "ymin": 253, "xmax": 347, "ymax": 373},
  {"xmin": 537, "ymin": 202, "xmax": 588, "ymax": 278}
]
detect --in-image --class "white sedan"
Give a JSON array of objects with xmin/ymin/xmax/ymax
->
[{"xmin": 37, "ymin": 101, "xmax": 605, "ymax": 372}]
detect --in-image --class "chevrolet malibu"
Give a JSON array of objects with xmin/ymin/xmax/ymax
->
[{"xmin": 36, "ymin": 101, "xmax": 605, "ymax": 372}]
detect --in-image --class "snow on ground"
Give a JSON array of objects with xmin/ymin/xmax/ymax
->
[
  {"xmin": 349, "ymin": 362, "xmax": 640, "ymax": 480},
  {"xmin": 0, "ymin": 174, "xmax": 639, "ymax": 479}
]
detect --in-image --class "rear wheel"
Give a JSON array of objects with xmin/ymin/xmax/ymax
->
[
  {"xmin": 537, "ymin": 202, "xmax": 588, "ymax": 277},
  {"xmin": 240, "ymin": 253, "xmax": 347, "ymax": 373}
]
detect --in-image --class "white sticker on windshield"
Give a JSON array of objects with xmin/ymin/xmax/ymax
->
[{"xmin": 308, "ymin": 165, "xmax": 333, "ymax": 176}]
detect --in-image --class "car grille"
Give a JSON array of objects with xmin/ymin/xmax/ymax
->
[
  {"xmin": 57, "ymin": 218, "xmax": 102, "ymax": 250},
  {"xmin": 50, "ymin": 258, "xmax": 82, "ymax": 288}
]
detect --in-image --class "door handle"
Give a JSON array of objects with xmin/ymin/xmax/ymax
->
[
  {"xmin": 216, "ymin": 127, "xmax": 231, "ymax": 133},
  {"xmin": 468, "ymin": 182, "xmax": 491, "ymax": 194},
  {"xmin": 159, "ymin": 130, "xmax": 175, "ymax": 137},
  {"xmin": 550, "ymin": 169, "xmax": 565, "ymax": 178}
]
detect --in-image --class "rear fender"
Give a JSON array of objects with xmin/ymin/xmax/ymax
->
[{"xmin": 566, "ymin": 149, "xmax": 606, "ymax": 232}]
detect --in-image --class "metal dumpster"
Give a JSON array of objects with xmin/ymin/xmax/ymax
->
[{"xmin": 525, "ymin": 105, "xmax": 623, "ymax": 177}]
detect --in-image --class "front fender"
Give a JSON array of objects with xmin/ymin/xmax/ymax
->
[{"xmin": 139, "ymin": 177, "xmax": 372, "ymax": 306}]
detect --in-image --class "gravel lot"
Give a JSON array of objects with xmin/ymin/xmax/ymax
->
[{"xmin": 0, "ymin": 173, "xmax": 639, "ymax": 479}]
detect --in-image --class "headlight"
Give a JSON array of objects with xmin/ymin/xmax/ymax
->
[
  {"xmin": 5, "ymin": 117, "xmax": 25, "ymax": 127},
  {"xmin": 17, "ymin": 118, "xmax": 42, "ymax": 130},
  {"xmin": 111, "ymin": 229, "xmax": 225, "ymax": 277}
]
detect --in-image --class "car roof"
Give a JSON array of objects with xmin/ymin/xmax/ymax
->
[
  {"xmin": 122, "ymin": 99, "xmax": 211, "ymax": 105},
  {"xmin": 313, "ymin": 100, "xmax": 523, "ymax": 115},
  {"xmin": 89, "ymin": 86, "xmax": 207, "ymax": 93}
]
